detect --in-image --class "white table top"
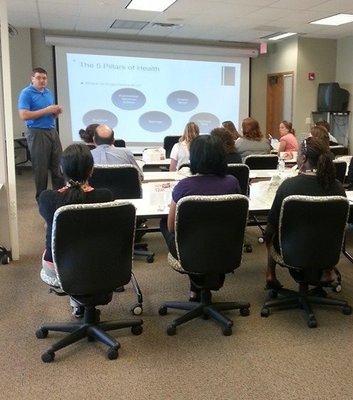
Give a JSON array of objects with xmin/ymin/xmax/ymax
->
[
  {"xmin": 126, "ymin": 180, "xmax": 280, "ymax": 217},
  {"xmin": 142, "ymin": 169, "xmax": 297, "ymax": 183}
]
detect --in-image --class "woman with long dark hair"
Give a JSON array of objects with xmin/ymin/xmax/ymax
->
[
  {"xmin": 38, "ymin": 144, "xmax": 112, "ymax": 315},
  {"xmin": 265, "ymin": 137, "xmax": 345, "ymax": 289},
  {"xmin": 79, "ymin": 123, "xmax": 99, "ymax": 150},
  {"xmin": 161, "ymin": 135, "xmax": 241, "ymax": 300}
]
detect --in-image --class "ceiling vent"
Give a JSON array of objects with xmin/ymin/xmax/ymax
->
[
  {"xmin": 110, "ymin": 19, "xmax": 150, "ymax": 30},
  {"xmin": 152, "ymin": 22, "xmax": 182, "ymax": 29}
]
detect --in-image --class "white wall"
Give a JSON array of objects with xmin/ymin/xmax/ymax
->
[
  {"xmin": 336, "ymin": 36, "xmax": 353, "ymax": 153},
  {"xmin": 9, "ymin": 28, "xmax": 32, "ymax": 139}
]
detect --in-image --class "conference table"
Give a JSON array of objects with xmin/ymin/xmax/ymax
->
[
  {"xmin": 142, "ymin": 169, "xmax": 296, "ymax": 183},
  {"xmin": 126, "ymin": 179, "xmax": 287, "ymax": 218}
]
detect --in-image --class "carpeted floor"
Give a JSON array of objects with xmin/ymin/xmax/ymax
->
[{"xmin": 1, "ymin": 169, "xmax": 353, "ymax": 400}]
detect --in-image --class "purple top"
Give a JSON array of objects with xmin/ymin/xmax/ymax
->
[{"xmin": 172, "ymin": 174, "xmax": 241, "ymax": 203}]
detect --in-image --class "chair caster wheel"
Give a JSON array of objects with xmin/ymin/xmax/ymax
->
[
  {"xmin": 147, "ymin": 255, "xmax": 154, "ymax": 263},
  {"xmin": 131, "ymin": 304, "xmax": 143, "ymax": 316},
  {"xmin": 258, "ymin": 237, "xmax": 264, "ymax": 244},
  {"xmin": 244, "ymin": 244, "xmax": 252, "ymax": 253},
  {"xmin": 166, "ymin": 324, "xmax": 176, "ymax": 336},
  {"xmin": 332, "ymin": 283, "xmax": 342, "ymax": 293},
  {"xmin": 239, "ymin": 307, "xmax": 250, "ymax": 317},
  {"xmin": 261, "ymin": 307, "xmax": 270, "ymax": 317},
  {"xmin": 307, "ymin": 318, "xmax": 317, "ymax": 328},
  {"xmin": 222, "ymin": 327, "xmax": 232, "ymax": 336},
  {"xmin": 342, "ymin": 305, "xmax": 352, "ymax": 315},
  {"xmin": 107, "ymin": 346, "xmax": 119, "ymax": 360},
  {"xmin": 36, "ymin": 328, "xmax": 48, "ymax": 339},
  {"xmin": 1, "ymin": 255, "xmax": 10, "ymax": 264},
  {"xmin": 41, "ymin": 351, "xmax": 55, "ymax": 363},
  {"xmin": 131, "ymin": 325, "xmax": 143, "ymax": 335},
  {"xmin": 158, "ymin": 306, "xmax": 168, "ymax": 316}
]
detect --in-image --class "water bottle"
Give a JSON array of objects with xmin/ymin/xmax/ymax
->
[{"xmin": 278, "ymin": 157, "xmax": 285, "ymax": 172}]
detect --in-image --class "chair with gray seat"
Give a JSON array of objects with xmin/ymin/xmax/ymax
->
[
  {"xmin": 36, "ymin": 202, "xmax": 143, "ymax": 362},
  {"xmin": 261, "ymin": 195, "xmax": 352, "ymax": 328},
  {"xmin": 163, "ymin": 135, "xmax": 181, "ymax": 158},
  {"xmin": 333, "ymin": 160, "xmax": 346, "ymax": 184},
  {"xmin": 244, "ymin": 154, "xmax": 278, "ymax": 170},
  {"xmin": 159, "ymin": 195, "xmax": 251, "ymax": 336}
]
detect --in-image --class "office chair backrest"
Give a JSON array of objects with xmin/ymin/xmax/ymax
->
[
  {"xmin": 178, "ymin": 163, "xmax": 190, "ymax": 170},
  {"xmin": 52, "ymin": 202, "xmax": 136, "ymax": 295},
  {"xmin": 164, "ymin": 136, "xmax": 181, "ymax": 158},
  {"xmin": 175, "ymin": 195, "xmax": 249, "ymax": 274},
  {"xmin": 333, "ymin": 160, "xmax": 346, "ymax": 184},
  {"xmin": 90, "ymin": 164, "xmax": 142, "ymax": 199},
  {"xmin": 114, "ymin": 139, "xmax": 126, "ymax": 148},
  {"xmin": 244, "ymin": 154, "xmax": 278, "ymax": 170},
  {"xmin": 279, "ymin": 195, "xmax": 349, "ymax": 271},
  {"xmin": 227, "ymin": 164, "xmax": 250, "ymax": 196}
]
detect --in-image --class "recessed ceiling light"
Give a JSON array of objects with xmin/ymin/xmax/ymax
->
[
  {"xmin": 126, "ymin": 0, "xmax": 177, "ymax": 12},
  {"xmin": 310, "ymin": 14, "xmax": 353, "ymax": 26},
  {"xmin": 268, "ymin": 32, "xmax": 297, "ymax": 41}
]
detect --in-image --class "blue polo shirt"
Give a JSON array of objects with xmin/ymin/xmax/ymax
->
[{"xmin": 18, "ymin": 85, "xmax": 55, "ymax": 129}]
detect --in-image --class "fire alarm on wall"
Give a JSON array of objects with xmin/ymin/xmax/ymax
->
[{"xmin": 308, "ymin": 72, "xmax": 315, "ymax": 81}]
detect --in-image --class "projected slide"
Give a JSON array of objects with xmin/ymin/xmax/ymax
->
[{"xmin": 66, "ymin": 53, "xmax": 241, "ymax": 143}]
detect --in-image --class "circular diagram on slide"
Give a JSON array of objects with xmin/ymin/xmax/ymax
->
[
  {"xmin": 167, "ymin": 90, "xmax": 199, "ymax": 112},
  {"xmin": 82, "ymin": 109, "xmax": 118, "ymax": 128},
  {"xmin": 139, "ymin": 111, "xmax": 172, "ymax": 133},
  {"xmin": 111, "ymin": 88, "xmax": 146, "ymax": 110},
  {"xmin": 189, "ymin": 113, "xmax": 220, "ymax": 132}
]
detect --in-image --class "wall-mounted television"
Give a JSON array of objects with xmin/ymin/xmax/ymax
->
[{"xmin": 317, "ymin": 82, "xmax": 349, "ymax": 112}]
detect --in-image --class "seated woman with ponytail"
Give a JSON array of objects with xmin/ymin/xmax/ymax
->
[
  {"xmin": 38, "ymin": 144, "xmax": 113, "ymax": 315},
  {"xmin": 265, "ymin": 136, "xmax": 345, "ymax": 290}
]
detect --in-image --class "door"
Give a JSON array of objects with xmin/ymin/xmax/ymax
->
[{"xmin": 266, "ymin": 72, "xmax": 293, "ymax": 139}]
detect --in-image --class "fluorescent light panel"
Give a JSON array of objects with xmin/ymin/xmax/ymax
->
[
  {"xmin": 268, "ymin": 32, "xmax": 297, "ymax": 41},
  {"xmin": 310, "ymin": 14, "xmax": 353, "ymax": 26},
  {"xmin": 126, "ymin": 0, "xmax": 177, "ymax": 12}
]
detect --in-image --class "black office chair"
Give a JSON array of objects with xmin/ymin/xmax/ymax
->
[
  {"xmin": 36, "ymin": 202, "xmax": 143, "ymax": 362},
  {"xmin": 333, "ymin": 160, "xmax": 346, "ymax": 184},
  {"xmin": 261, "ymin": 195, "xmax": 352, "ymax": 328},
  {"xmin": 90, "ymin": 164, "xmax": 154, "ymax": 314},
  {"xmin": 177, "ymin": 163, "xmax": 190, "ymax": 170},
  {"xmin": 244, "ymin": 154, "xmax": 278, "ymax": 170},
  {"xmin": 226, "ymin": 164, "xmax": 252, "ymax": 252},
  {"xmin": 159, "ymin": 195, "xmax": 250, "ymax": 336},
  {"xmin": 227, "ymin": 164, "xmax": 249, "ymax": 196},
  {"xmin": 163, "ymin": 135, "xmax": 181, "ymax": 158},
  {"xmin": 114, "ymin": 139, "xmax": 126, "ymax": 148}
]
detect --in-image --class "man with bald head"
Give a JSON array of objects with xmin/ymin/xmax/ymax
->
[{"xmin": 91, "ymin": 124, "xmax": 142, "ymax": 177}]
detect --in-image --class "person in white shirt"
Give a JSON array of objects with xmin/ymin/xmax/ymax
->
[{"xmin": 169, "ymin": 122, "xmax": 200, "ymax": 171}]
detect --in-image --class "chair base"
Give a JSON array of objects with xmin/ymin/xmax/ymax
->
[
  {"xmin": 134, "ymin": 243, "xmax": 154, "ymax": 263},
  {"xmin": 159, "ymin": 290, "xmax": 250, "ymax": 336},
  {"xmin": 36, "ymin": 306, "xmax": 143, "ymax": 362},
  {"xmin": 261, "ymin": 284, "xmax": 352, "ymax": 328}
]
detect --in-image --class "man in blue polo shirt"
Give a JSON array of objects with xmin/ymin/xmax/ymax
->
[{"xmin": 18, "ymin": 67, "xmax": 64, "ymax": 200}]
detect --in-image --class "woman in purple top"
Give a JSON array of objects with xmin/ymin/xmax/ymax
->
[{"xmin": 160, "ymin": 135, "xmax": 241, "ymax": 301}]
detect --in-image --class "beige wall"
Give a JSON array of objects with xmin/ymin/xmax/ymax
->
[
  {"xmin": 296, "ymin": 37, "xmax": 336, "ymax": 134},
  {"xmin": 9, "ymin": 28, "xmax": 32, "ymax": 138},
  {"xmin": 30, "ymin": 29, "xmax": 55, "ymax": 93},
  {"xmin": 251, "ymin": 37, "xmax": 337, "ymax": 138},
  {"xmin": 336, "ymin": 36, "xmax": 353, "ymax": 153},
  {"xmin": 250, "ymin": 37, "xmax": 298, "ymax": 134}
]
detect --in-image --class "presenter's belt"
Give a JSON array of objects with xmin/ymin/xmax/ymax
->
[{"xmin": 27, "ymin": 127, "xmax": 57, "ymax": 131}]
